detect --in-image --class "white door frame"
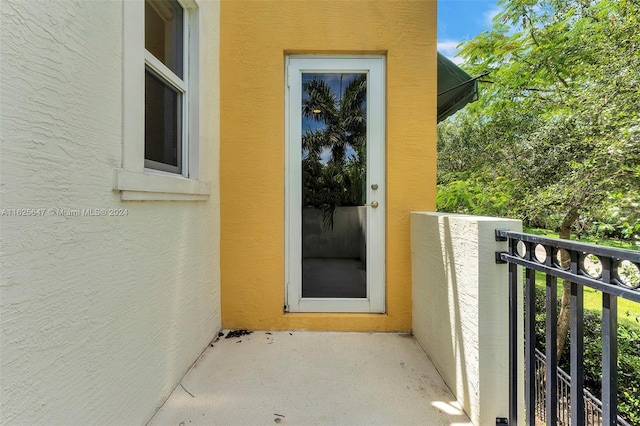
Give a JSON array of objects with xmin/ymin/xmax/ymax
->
[{"xmin": 285, "ymin": 55, "xmax": 385, "ymax": 313}]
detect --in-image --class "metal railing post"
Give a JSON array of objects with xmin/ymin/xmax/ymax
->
[{"xmin": 495, "ymin": 230, "xmax": 639, "ymax": 426}]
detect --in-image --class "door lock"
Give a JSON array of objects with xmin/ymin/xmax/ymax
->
[{"xmin": 364, "ymin": 201, "xmax": 379, "ymax": 208}]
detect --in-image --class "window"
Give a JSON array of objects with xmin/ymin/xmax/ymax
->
[
  {"xmin": 145, "ymin": 0, "xmax": 186, "ymax": 174},
  {"xmin": 117, "ymin": 0, "xmax": 208, "ymax": 201}
]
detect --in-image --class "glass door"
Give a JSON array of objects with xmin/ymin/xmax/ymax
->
[{"xmin": 286, "ymin": 57, "xmax": 385, "ymax": 313}]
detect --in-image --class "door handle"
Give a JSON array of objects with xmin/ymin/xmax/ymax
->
[{"xmin": 364, "ymin": 201, "xmax": 379, "ymax": 208}]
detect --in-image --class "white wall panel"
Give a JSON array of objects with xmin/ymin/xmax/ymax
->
[{"xmin": 0, "ymin": 1, "xmax": 221, "ymax": 423}]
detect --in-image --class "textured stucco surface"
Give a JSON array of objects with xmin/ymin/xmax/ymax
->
[
  {"xmin": 0, "ymin": 1, "xmax": 221, "ymax": 424},
  {"xmin": 411, "ymin": 212, "xmax": 524, "ymax": 426},
  {"xmin": 220, "ymin": 0, "xmax": 437, "ymax": 331}
]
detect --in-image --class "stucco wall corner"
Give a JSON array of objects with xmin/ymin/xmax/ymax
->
[{"xmin": 411, "ymin": 212, "xmax": 522, "ymax": 426}]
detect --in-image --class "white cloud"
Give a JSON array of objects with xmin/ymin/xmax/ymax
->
[
  {"xmin": 483, "ymin": 7, "xmax": 501, "ymax": 28},
  {"xmin": 482, "ymin": 5, "xmax": 519, "ymax": 36},
  {"xmin": 437, "ymin": 40, "xmax": 464, "ymax": 65}
]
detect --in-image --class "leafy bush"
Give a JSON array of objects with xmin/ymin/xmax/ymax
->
[
  {"xmin": 532, "ymin": 287, "xmax": 640, "ymax": 424},
  {"xmin": 584, "ymin": 192, "xmax": 640, "ymax": 243}
]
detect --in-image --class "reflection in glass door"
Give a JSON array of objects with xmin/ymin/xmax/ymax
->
[
  {"xmin": 301, "ymin": 72, "xmax": 368, "ymax": 298},
  {"xmin": 286, "ymin": 57, "xmax": 385, "ymax": 313}
]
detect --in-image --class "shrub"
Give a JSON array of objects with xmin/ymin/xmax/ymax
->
[{"xmin": 532, "ymin": 287, "xmax": 640, "ymax": 424}]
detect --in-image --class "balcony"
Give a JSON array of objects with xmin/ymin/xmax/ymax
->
[
  {"xmin": 7, "ymin": 210, "xmax": 635, "ymax": 425},
  {"xmin": 149, "ymin": 331, "xmax": 472, "ymax": 425},
  {"xmin": 151, "ymin": 213, "xmax": 640, "ymax": 426},
  {"xmin": 149, "ymin": 213, "xmax": 522, "ymax": 426}
]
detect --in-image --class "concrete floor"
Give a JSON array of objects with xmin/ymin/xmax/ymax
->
[{"xmin": 149, "ymin": 331, "xmax": 472, "ymax": 426}]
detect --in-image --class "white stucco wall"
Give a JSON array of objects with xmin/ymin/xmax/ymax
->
[
  {"xmin": 0, "ymin": 1, "xmax": 220, "ymax": 424},
  {"xmin": 411, "ymin": 212, "xmax": 524, "ymax": 426}
]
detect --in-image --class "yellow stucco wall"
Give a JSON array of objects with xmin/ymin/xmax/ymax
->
[{"xmin": 220, "ymin": 0, "xmax": 437, "ymax": 331}]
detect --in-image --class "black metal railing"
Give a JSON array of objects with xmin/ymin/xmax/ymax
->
[
  {"xmin": 534, "ymin": 348, "xmax": 631, "ymax": 426},
  {"xmin": 495, "ymin": 230, "xmax": 640, "ymax": 426}
]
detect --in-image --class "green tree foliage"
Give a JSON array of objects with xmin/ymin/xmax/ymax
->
[
  {"xmin": 302, "ymin": 75, "xmax": 367, "ymax": 228},
  {"xmin": 437, "ymin": 0, "xmax": 640, "ymax": 394},
  {"xmin": 439, "ymin": 0, "xmax": 640, "ymax": 236}
]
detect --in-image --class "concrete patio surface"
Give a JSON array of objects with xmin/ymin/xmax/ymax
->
[{"xmin": 149, "ymin": 331, "xmax": 472, "ymax": 426}]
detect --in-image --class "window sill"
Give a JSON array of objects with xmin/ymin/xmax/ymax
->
[{"xmin": 114, "ymin": 168, "xmax": 210, "ymax": 201}]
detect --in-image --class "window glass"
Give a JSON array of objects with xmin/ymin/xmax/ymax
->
[
  {"xmin": 301, "ymin": 72, "xmax": 368, "ymax": 298},
  {"xmin": 145, "ymin": 69, "xmax": 181, "ymax": 172},
  {"xmin": 145, "ymin": 0, "xmax": 184, "ymax": 78}
]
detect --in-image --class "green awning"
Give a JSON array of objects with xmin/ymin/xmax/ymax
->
[{"xmin": 437, "ymin": 52, "xmax": 480, "ymax": 122}]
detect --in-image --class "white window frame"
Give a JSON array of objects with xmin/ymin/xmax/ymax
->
[
  {"xmin": 144, "ymin": 51, "xmax": 186, "ymax": 174},
  {"xmin": 115, "ymin": 0, "xmax": 208, "ymax": 201}
]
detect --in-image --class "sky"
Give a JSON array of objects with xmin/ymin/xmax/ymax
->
[{"xmin": 438, "ymin": 0, "xmax": 501, "ymax": 64}]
